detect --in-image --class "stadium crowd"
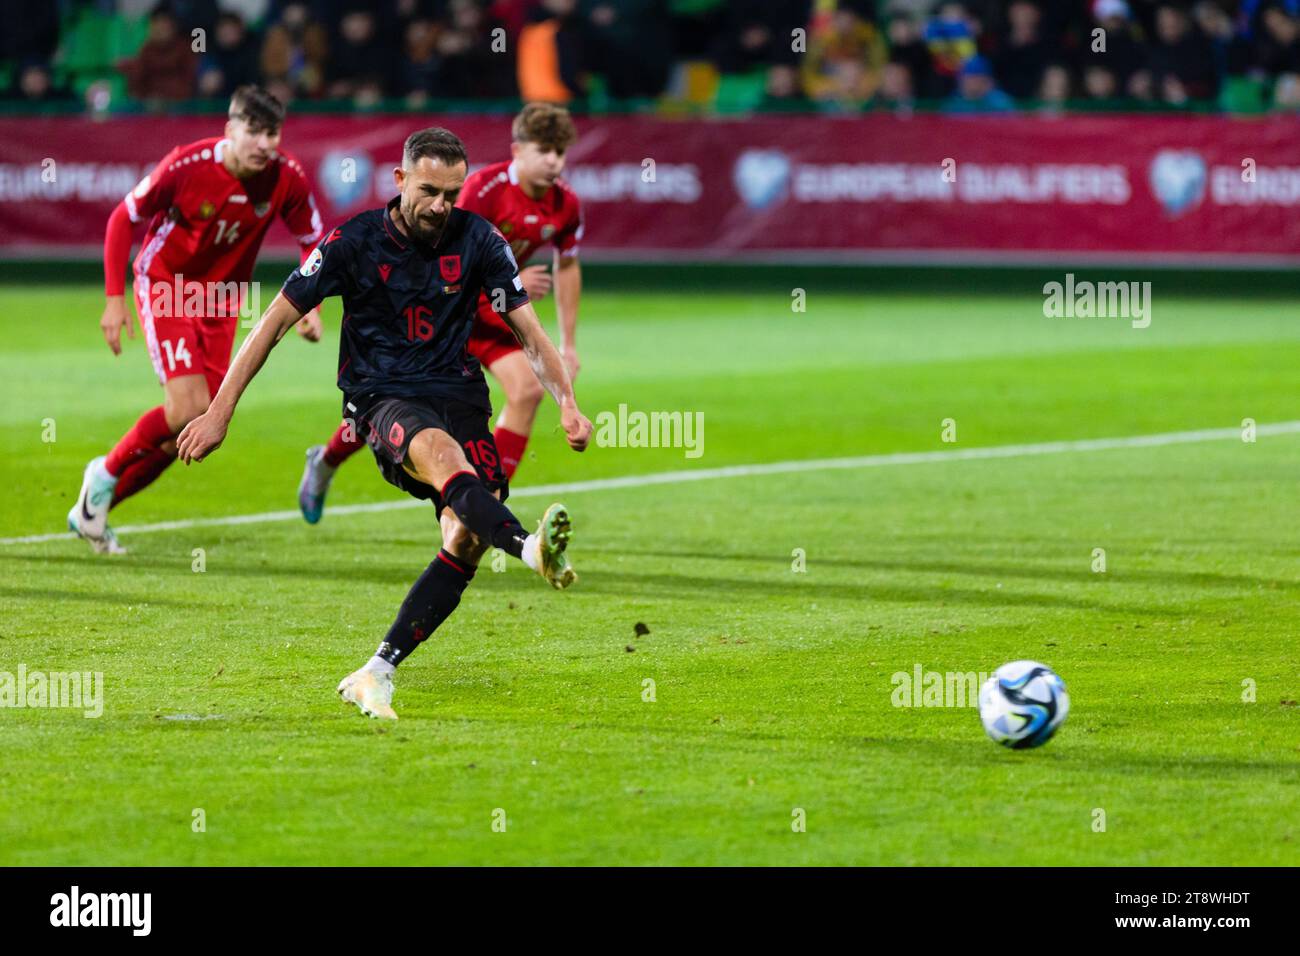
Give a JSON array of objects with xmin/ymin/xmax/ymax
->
[{"xmin": 3, "ymin": 0, "xmax": 1299, "ymax": 112}]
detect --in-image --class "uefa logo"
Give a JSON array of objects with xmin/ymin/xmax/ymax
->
[
  {"xmin": 733, "ymin": 149, "xmax": 791, "ymax": 211},
  {"xmin": 319, "ymin": 148, "xmax": 374, "ymax": 212},
  {"xmin": 1148, "ymin": 149, "xmax": 1207, "ymax": 217}
]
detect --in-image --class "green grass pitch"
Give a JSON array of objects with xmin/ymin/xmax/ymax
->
[{"xmin": 0, "ymin": 271, "xmax": 1296, "ymax": 865}]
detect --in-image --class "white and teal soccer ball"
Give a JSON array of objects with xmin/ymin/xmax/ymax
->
[{"xmin": 978, "ymin": 661, "xmax": 1069, "ymax": 749}]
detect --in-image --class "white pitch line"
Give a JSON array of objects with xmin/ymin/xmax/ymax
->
[{"xmin": 4, "ymin": 421, "xmax": 1297, "ymax": 547}]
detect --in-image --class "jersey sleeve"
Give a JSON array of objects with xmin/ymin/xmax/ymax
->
[
  {"xmin": 554, "ymin": 191, "xmax": 583, "ymax": 258},
  {"xmin": 123, "ymin": 146, "xmax": 184, "ymax": 224},
  {"xmin": 280, "ymin": 227, "xmax": 350, "ymax": 314},
  {"xmin": 456, "ymin": 170, "xmax": 492, "ymax": 218},
  {"xmin": 482, "ymin": 225, "xmax": 530, "ymax": 314},
  {"xmin": 278, "ymin": 158, "xmax": 324, "ymax": 247}
]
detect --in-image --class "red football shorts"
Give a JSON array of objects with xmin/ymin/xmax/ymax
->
[
  {"xmin": 466, "ymin": 295, "xmax": 523, "ymax": 369},
  {"xmin": 134, "ymin": 275, "xmax": 239, "ymax": 397}
]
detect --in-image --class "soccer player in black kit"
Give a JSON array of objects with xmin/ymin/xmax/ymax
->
[{"xmin": 177, "ymin": 128, "xmax": 593, "ymax": 720}]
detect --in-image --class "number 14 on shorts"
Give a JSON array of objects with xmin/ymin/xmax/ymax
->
[{"xmin": 161, "ymin": 337, "xmax": 193, "ymax": 371}]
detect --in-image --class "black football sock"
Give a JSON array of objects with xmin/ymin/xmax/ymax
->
[
  {"xmin": 440, "ymin": 471, "xmax": 528, "ymax": 558},
  {"xmin": 373, "ymin": 550, "xmax": 476, "ymax": 666}
]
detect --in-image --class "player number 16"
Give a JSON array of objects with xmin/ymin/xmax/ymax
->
[{"xmin": 404, "ymin": 305, "xmax": 435, "ymax": 342}]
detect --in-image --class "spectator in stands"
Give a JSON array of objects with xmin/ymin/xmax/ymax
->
[
  {"xmin": 1147, "ymin": 2, "xmax": 1219, "ymax": 102},
  {"xmin": 1036, "ymin": 63, "xmax": 1072, "ymax": 111},
  {"xmin": 117, "ymin": 5, "xmax": 199, "ymax": 102},
  {"xmin": 170, "ymin": 0, "xmax": 220, "ymax": 46},
  {"xmin": 1274, "ymin": 71, "xmax": 1300, "ymax": 107},
  {"xmin": 397, "ymin": 16, "xmax": 442, "ymax": 106},
  {"xmin": 1257, "ymin": 3, "xmax": 1300, "ymax": 78},
  {"xmin": 2, "ymin": 60, "xmax": 76, "ymax": 105},
  {"xmin": 197, "ymin": 12, "xmax": 260, "ymax": 99},
  {"xmin": 712, "ymin": 0, "xmax": 811, "ymax": 75},
  {"xmin": 260, "ymin": 2, "xmax": 329, "ymax": 100},
  {"xmin": 582, "ymin": 0, "xmax": 673, "ymax": 99},
  {"xmin": 1082, "ymin": 62, "xmax": 1122, "ymax": 102},
  {"xmin": 884, "ymin": 13, "xmax": 941, "ymax": 98},
  {"xmin": 1194, "ymin": 1, "xmax": 1252, "ymax": 76},
  {"xmin": 872, "ymin": 59, "xmax": 917, "ymax": 112},
  {"xmin": 517, "ymin": 0, "xmax": 586, "ymax": 103},
  {"xmin": 994, "ymin": 1, "xmax": 1057, "ymax": 100},
  {"xmin": 761, "ymin": 63, "xmax": 808, "ymax": 108},
  {"xmin": 802, "ymin": 6, "xmax": 888, "ymax": 108},
  {"xmin": 1257, "ymin": 3, "xmax": 1300, "ymax": 107},
  {"xmin": 327, "ymin": 9, "xmax": 394, "ymax": 105},
  {"xmin": 1084, "ymin": 0, "xmax": 1150, "ymax": 97},
  {"xmin": 924, "ymin": 1, "xmax": 980, "ymax": 98},
  {"xmin": 944, "ymin": 53, "xmax": 1016, "ymax": 112},
  {"xmin": 433, "ymin": 0, "xmax": 515, "ymax": 98}
]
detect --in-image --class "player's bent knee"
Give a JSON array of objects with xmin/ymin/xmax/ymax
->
[
  {"xmin": 407, "ymin": 428, "xmax": 471, "ymax": 486},
  {"xmin": 493, "ymin": 355, "xmax": 544, "ymax": 409},
  {"xmin": 510, "ymin": 375, "xmax": 545, "ymax": 410},
  {"xmin": 164, "ymin": 397, "xmax": 209, "ymax": 431},
  {"xmin": 164, "ymin": 376, "xmax": 212, "ymax": 432}
]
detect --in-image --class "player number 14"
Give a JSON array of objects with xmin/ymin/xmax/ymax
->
[
  {"xmin": 161, "ymin": 337, "xmax": 193, "ymax": 371},
  {"xmin": 213, "ymin": 219, "xmax": 241, "ymax": 245}
]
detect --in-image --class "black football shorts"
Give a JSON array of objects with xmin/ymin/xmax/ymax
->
[{"xmin": 344, "ymin": 392, "xmax": 508, "ymax": 508}]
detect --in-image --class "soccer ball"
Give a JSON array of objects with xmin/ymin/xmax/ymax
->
[{"xmin": 978, "ymin": 660, "xmax": 1069, "ymax": 749}]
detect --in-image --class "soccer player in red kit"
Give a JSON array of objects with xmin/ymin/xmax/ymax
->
[
  {"xmin": 69, "ymin": 86, "xmax": 324, "ymax": 553},
  {"xmin": 296, "ymin": 102, "xmax": 583, "ymax": 523}
]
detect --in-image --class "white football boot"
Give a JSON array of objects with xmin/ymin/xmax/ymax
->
[
  {"xmin": 337, "ymin": 667, "xmax": 398, "ymax": 720},
  {"xmin": 67, "ymin": 456, "xmax": 126, "ymax": 555},
  {"xmin": 525, "ymin": 502, "xmax": 576, "ymax": 590}
]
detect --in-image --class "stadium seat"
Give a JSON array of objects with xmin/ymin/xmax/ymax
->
[
  {"xmin": 714, "ymin": 71, "xmax": 766, "ymax": 113},
  {"xmin": 1219, "ymin": 76, "xmax": 1268, "ymax": 114},
  {"xmin": 55, "ymin": 7, "xmax": 147, "ymax": 108}
]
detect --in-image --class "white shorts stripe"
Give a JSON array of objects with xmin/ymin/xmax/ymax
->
[
  {"xmin": 134, "ymin": 275, "xmax": 165, "ymax": 385},
  {"xmin": 133, "ymin": 219, "xmax": 176, "ymax": 384}
]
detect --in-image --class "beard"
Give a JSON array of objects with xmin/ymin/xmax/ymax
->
[{"xmin": 402, "ymin": 199, "xmax": 446, "ymax": 243}]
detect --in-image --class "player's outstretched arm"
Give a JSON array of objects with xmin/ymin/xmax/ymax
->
[
  {"xmin": 503, "ymin": 301, "xmax": 592, "ymax": 452},
  {"xmin": 553, "ymin": 250, "xmax": 582, "ymax": 383},
  {"xmin": 176, "ymin": 292, "xmax": 305, "ymax": 463}
]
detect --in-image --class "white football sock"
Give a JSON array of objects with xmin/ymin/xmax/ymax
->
[
  {"xmin": 520, "ymin": 533, "xmax": 540, "ymax": 571},
  {"xmin": 94, "ymin": 459, "xmax": 117, "ymax": 486}
]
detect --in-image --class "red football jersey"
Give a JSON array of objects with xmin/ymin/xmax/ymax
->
[
  {"xmin": 457, "ymin": 159, "xmax": 583, "ymax": 267},
  {"xmin": 124, "ymin": 137, "xmax": 322, "ymax": 294}
]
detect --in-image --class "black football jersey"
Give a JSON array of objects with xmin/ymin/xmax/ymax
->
[{"xmin": 281, "ymin": 197, "xmax": 530, "ymax": 410}]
